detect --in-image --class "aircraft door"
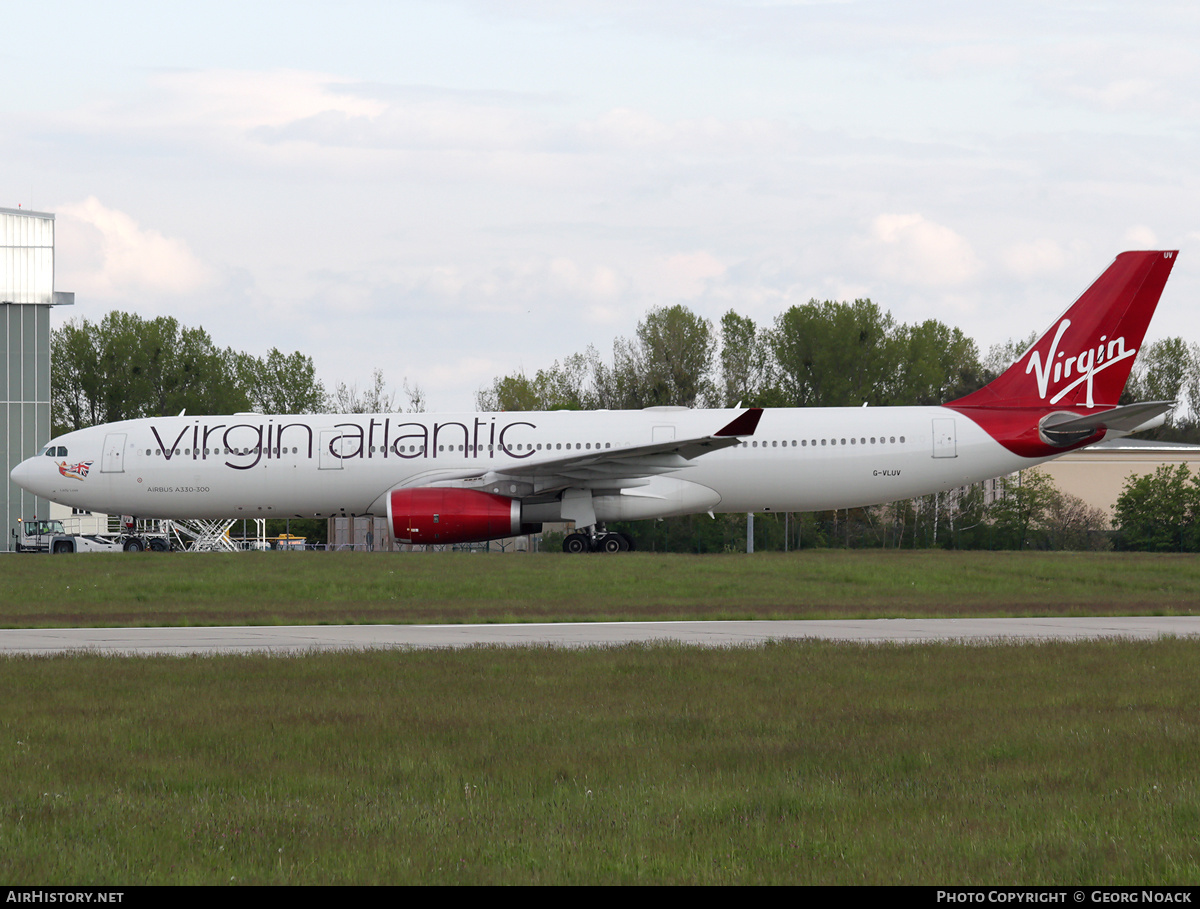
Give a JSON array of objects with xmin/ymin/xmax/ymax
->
[
  {"xmin": 101, "ymin": 433, "xmax": 127, "ymax": 473},
  {"xmin": 931, "ymin": 418, "xmax": 957, "ymax": 458}
]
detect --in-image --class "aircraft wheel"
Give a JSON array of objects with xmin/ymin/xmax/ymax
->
[
  {"xmin": 600, "ymin": 534, "xmax": 622, "ymax": 553},
  {"xmin": 123, "ymin": 537, "xmax": 145, "ymax": 553},
  {"xmin": 149, "ymin": 537, "xmax": 169, "ymax": 552},
  {"xmin": 563, "ymin": 533, "xmax": 589, "ymax": 554},
  {"xmin": 618, "ymin": 533, "xmax": 635, "ymax": 552}
]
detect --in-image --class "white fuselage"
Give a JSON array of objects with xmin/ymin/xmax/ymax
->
[{"xmin": 13, "ymin": 406, "xmax": 1047, "ymax": 524}]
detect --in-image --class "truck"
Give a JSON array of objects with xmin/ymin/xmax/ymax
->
[{"xmin": 12, "ymin": 517, "xmax": 171, "ymax": 553}]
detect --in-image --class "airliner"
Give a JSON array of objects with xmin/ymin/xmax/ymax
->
[{"xmin": 11, "ymin": 250, "xmax": 1179, "ymax": 552}]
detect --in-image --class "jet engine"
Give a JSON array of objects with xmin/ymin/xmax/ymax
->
[{"xmin": 388, "ymin": 487, "xmax": 536, "ymax": 545}]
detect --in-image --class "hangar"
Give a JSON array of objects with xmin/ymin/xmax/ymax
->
[{"xmin": 2, "ymin": 206, "xmax": 73, "ymax": 550}]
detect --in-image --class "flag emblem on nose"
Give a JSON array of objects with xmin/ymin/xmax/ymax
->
[{"xmin": 58, "ymin": 461, "xmax": 92, "ymax": 481}]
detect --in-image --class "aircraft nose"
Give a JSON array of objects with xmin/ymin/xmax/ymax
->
[{"xmin": 10, "ymin": 457, "xmax": 41, "ymax": 494}]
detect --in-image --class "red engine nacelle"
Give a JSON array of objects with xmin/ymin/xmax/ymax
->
[{"xmin": 388, "ymin": 487, "xmax": 522, "ymax": 545}]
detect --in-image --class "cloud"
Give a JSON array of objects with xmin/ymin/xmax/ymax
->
[
  {"xmin": 1123, "ymin": 225, "xmax": 1158, "ymax": 249},
  {"xmin": 142, "ymin": 69, "xmax": 387, "ymax": 132},
  {"xmin": 645, "ymin": 251, "xmax": 727, "ymax": 300},
  {"xmin": 863, "ymin": 213, "xmax": 981, "ymax": 286},
  {"xmin": 57, "ymin": 197, "xmax": 213, "ymax": 299},
  {"xmin": 1001, "ymin": 239, "xmax": 1069, "ymax": 279}
]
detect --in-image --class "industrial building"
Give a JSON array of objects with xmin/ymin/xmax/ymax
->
[{"xmin": 2, "ymin": 207, "xmax": 73, "ymax": 550}]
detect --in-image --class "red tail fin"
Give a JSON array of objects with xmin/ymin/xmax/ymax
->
[{"xmin": 951, "ymin": 251, "xmax": 1177, "ymax": 410}]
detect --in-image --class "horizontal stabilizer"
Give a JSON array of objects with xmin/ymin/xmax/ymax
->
[{"xmin": 1039, "ymin": 401, "xmax": 1174, "ymax": 446}]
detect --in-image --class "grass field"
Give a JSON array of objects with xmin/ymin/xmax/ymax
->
[
  {"xmin": 3, "ymin": 549, "xmax": 1198, "ymax": 884},
  {"xmin": 2, "ymin": 639, "xmax": 1198, "ymax": 884},
  {"xmin": 2, "ymin": 549, "xmax": 1200, "ymax": 627}
]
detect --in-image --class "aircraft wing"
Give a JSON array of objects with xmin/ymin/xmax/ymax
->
[
  {"xmin": 493, "ymin": 407, "xmax": 763, "ymax": 483},
  {"xmin": 377, "ymin": 409, "xmax": 764, "ymax": 506}
]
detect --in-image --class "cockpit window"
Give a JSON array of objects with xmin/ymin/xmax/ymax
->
[{"xmin": 44, "ymin": 446, "xmax": 67, "ymax": 457}]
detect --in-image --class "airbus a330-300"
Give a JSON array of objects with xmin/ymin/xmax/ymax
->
[{"xmin": 11, "ymin": 250, "xmax": 1179, "ymax": 552}]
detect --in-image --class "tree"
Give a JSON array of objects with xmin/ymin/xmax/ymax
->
[
  {"xmin": 591, "ymin": 305, "xmax": 715, "ymax": 410},
  {"xmin": 982, "ymin": 333, "xmax": 1037, "ymax": 381},
  {"xmin": 476, "ymin": 348, "xmax": 601, "ymax": 412},
  {"xmin": 635, "ymin": 305, "xmax": 715, "ymax": 408},
  {"xmin": 403, "ymin": 378, "xmax": 427, "ymax": 413},
  {"xmin": 719, "ymin": 311, "xmax": 777, "ymax": 407},
  {"xmin": 51, "ymin": 319, "xmax": 106, "ymax": 432},
  {"xmin": 51, "ymin": 313, "xmax": 249, "ymax": 434},
  {"xmin": 1041, "ymin": 490, "xmax": 1110, "ymax": 551},
  {"xmin": 1113, "ymin": 463, "xmax": 1200, "ymax": 552},
  {"xmin": 1130, "ymin": 337, "xmax": 1195, "ymax": 425},
  {"xmin": 769, "ymin": 299, "xmax": 898, "ymax": 407},
  {"xmin": 591, "ymin": 337, "xmax": 643, "ymax": 410},
  {"xmin": 890, "ymin": 320, "xmax": 984, "ymax": 405},
  {"xmin": 987, "ymin": 469, "xmax": 1058, "ymax": 549},
  {"xmin": 234, "ymin": 348, "xmax": 326, "ymax": 414},
  {"xmin": 1186, "ymin": 342, "xmax": 1200, "ymax": 425},
  {"xmin": 477, "ymin": 373, "xmax": 541, "ymax": 412},
  {"xmin": 327, "ymin": 368, "xmax": 398, "ymax": 413}
]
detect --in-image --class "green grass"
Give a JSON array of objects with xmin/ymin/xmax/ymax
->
[
  {"xmin": 5, "ymin": 549, "xmax": 1199, "ymax": 884},
  {"xmin": 2, "ymin": 640, "xmax": 1198, "ymax": 884},
  {"xmin": 3, "ymin": 549, "xmax": 1200, "ymax": 628}
]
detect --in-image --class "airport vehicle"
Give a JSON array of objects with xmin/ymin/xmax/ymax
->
[
  {"xmin": 10, "ymin": 250, "xmax": 1178, "ymax": 552},
  {"xmin": 12, "ymin": 517, "xmax": 134, "ymax": 553},
  {"xmin": 270, "ymin": 534, "xmax": 307, "ymax": 550}
]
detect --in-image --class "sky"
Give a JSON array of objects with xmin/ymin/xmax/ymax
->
[{"xmin": 4, "ymin": 0, "xmax": 1199, "ymax": 412}]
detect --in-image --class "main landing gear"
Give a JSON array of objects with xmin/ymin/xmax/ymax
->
[{"xmin": 562, "ymin": 528, "xmax": 636, "ymax": 553}]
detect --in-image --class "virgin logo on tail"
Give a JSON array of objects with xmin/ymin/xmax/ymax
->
[
  {"xmin": 946, "ymin": 250, "xmax": 1176, "ymax": 458},
  {"xmin": 1025, "ymin": 319, "xmax": 1137, "ymax": 408}
]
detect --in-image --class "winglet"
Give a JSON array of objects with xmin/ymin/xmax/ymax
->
[{"xmin": 715, "ymin": 408, "xmax": 763, "ymax": 437}]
